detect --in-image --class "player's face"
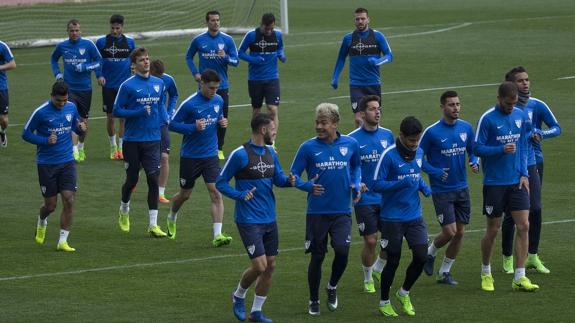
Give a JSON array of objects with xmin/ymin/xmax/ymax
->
[
  {"xmin": 133, "ymin": 55, "xmax": 150, "ymax": 75},
  {"xmin": 315, "ymin": 117, "xmax": 338, "ymax": 140},
  {"xmin": 399, "ymin": 133, "xmax": 421, "ymax": 151},
  {"xmin": 498, "ymin": 94, "xmax": 518, "ymax": 114},
  {"xmin": 262, "ymin": 121, "xmax": 277, "ymax": 145},
  {"xmin": 201, "ymin": 81, "xmax": 220, "ymax": 99},
  {"xmin": 514, "ymin": 72, "xmax": 530, "ymax": 93},
  {"xmin": 207, "ymin": 14, "xmax": 220, "ymax": 33},
  {"xmin": 442, "ymin": 96, "xmax": 461, "ymax": 121},
  {"xmin": 110, "ymin": 23, "xmax": 123, "ymax": 37},
  {"xmin": 354, "ymin": 12, "xmax": 369, "ymax": 31},
  {"xmin": 362, "ymin": 100, "xmax": 381, "ymax": 126},
  {"xmin": 67, "ymin": 23, "xmax": 81, "ymax": 41},
  {"xmin": 51, "ymin": 94, "xmax": 69, "ymax": 109},
  {"xmin": 260, "ymin": 22, "xmax": 275, "ymax": 36}
]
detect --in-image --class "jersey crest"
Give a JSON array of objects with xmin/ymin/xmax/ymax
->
[
  {"xmin": 339, "ymin": 146, "xmax": 348, "ymax": 156},
  {"xmin": 65, "ymin": 113, "xmax": 72, "ymax": 122},
  {"xmin": 459, "ymin": 132, "xmax": 467, "ymax": 142},
  {"xmin": 214, "ymin": 104, "xmax": 220, "ymax": 113},
  {"xmin": 154, "ymin": 85, "xmax": 160, "ymax": 93},
  {"xmin": 79, "ymin": 48, "xmax": 85, "ymax": 55},
  {"xmin": 381, "ymin": 140, "xmax": 388, "ymax": 148},
  {"xmin": 416, "ymin": 158, "xmax": 422, "ymax": 168},
  {"xmin": 515, "ymin": 119, "xmax": 522, "ymax": 128}
]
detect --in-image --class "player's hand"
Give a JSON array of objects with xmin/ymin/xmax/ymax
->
[
  {"xmin": 368, "ymin": 57, "xmax": 378, "ymax": 66},
  {"xmin": 441, "ymin": 170, "xmax": 449, "ymax": 182},
  {"xmin": 288, "ymin": 172, "xmax": 296, "ymax": 187},
  {"xmin": 219, "ymin": 117, "xmax": 228, "ymax": 128},
  {"xmin": 74, "ymin": 64, "xmax": 85, "ymax": 73},
  {"xmin": 55, "ymin": 73, "xmax": 64, "ymax": 81},
  {"xmin": 78, "ymin": 121, "xmax": 87, "ymax": 132},
  {"xmin": 194, "ymin": 73, "xmax": 202, "ymax": 82},
  {"xmin": 196, "ymin": 118, "xmax": 206, "ymax": 131},
  {"xmin": 48, "ymin": 132, "xmax": 57, "ymax": 145},
  {"xmin": 503, "ymin": 143, "xmax": 516, "ymax": 154},
  {"xmin": 470, "ymin": 163, "xmax": 480, "ymax": 173},
  {"xmin": 217, "ymin": 49, "xmax": 226, "ymax": 58},
  {"xmin": 255, "ymin": 56, "xmax": 266, "ymax": 65},
  {"xmin": 310, "ymin": 174, "xmax": 325, "ymax": 196},
  {"xmin": 532, "ymin": 130, "xmax": 542, "ymax": 142},
  {"xmin": 352, "ymin": 185, "xmax": 361, "ymax": 203},
  {"xmin": 243, "ymin": 187, "xmax": 257, "ymax": 201},
  {"xmin": 360, "ymin": 182, "xmax": 368, "ymax": 193},
  {"xmin": 421, "ymin": 186, "xmax": 432, "ymax": 197},
  {"xmin": 519, "ymin": 176, "xmax": 529, "ymax": 194},
  {"xmin": 97, "ymin": 76, "xmax": 106, "ymax": 87},
  {"xmin": 330, "ymin": 80, "xmax": 338, "ymax": 90},
  {"xmin": 278, "ymin": 54, "xmax": 287, "ymax": 63},
  {"xmin": 144, "ymin": 105, "xmax": 151, "ymax": 116}
]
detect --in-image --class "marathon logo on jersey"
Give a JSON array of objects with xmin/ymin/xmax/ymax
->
[
  {"xmin": 360, "ymin": 150, "xmax": 380, "ymax": 163},
  {"xmin": 201, "ymin": 50, "xmax": 222, "ymax": 60},
  {"xmin": 496, "ymin": 133, "xmax": 520, "ymax": 144},
  {"xmin": 381, "ymin": 140, "xmax": 388, "ymax": 148},
  {"xmin": 515, "ymin": 119, "xmax": 522, "ymax": 129},
  {"xmin": 459, "ymin": 132, "xmax": 467, "ymax": 142},
  {"xmin": 48, "ymin": 124, "xmax": 72, "ymax": 135},
  {"xmin": 247, "ymin": 244, "xmax": 256, "ymax": 255},
  {"xmin": 66, "ymin": 114, "xmax": 72, "ymax": 122},
  {"xmin": 214, "ymin": 104, "xmax": 220, "ymax": 113},
  {"xmin": 154, "ymin": 85, "xmax": 160, "ymax": 93},
  {"xmin": 136, "ymin": 96, "xmax": 160, "ymax": 105},
  {"xmin": 316, "ymin": 156, "xmax": 347, "ymax": 170},
  {"xmin": 204, "ymin": 114, "xmax": 219, "ymax": 127},
  {"xmin": 441, "ymin": 146, "xmax": 466, "ymax": 157},
  {"xmin": 79, "ymin": 48, "xmax": 86, "ymax": 55},
  {"xmin": 64, "ymin": 57, "xmax": 87, "ymax": 65},
  {"xmin": 339, "ymin": 146, "xmax": 348, "ymax": 156},
  {"xmin": 398, "ymin": 173, "xmax": 420, "ymax": 181},
  {"xmin": 380, "ymin": 238, "xmax": 388, "ymax": 249}
]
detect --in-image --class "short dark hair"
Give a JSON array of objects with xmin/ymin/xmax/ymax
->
[
  {"xmin": 67, "ymin": 19, "xmax": 80, "ymax": 29},
  {"xmin": 440, "ymin": 90, "xmax": 459, "ymax": 105},
  {"xmin": 358, "ymin": 95, "xmax": 380, "ymax": 112},
  {"xmin": 355, "ymin": 7, "xmax": 369, "ymax": 15},
  {"xmin": 498, "ymin": 81, "xmax": 518, "ymax": 98},
  {"xmin": 110, "ymin": 14, "xmax": 124, "ymax": 25},
  {"xmin": 205, "ymin": 10, "xmax": 220, "ymax": 21},
  {"xmin": 150, "ymin": 59, "xmax": 165, "ymax": 77},
  {"xmin": 251, "ymin": 113, "xmax": 274, "ymax": 133},
  {"xmin": 505, "ymin": 66, "xmax": 527, "ymax": 82},
  {"xmin": 261, "ymin": 13, "xmax": 276, "ymax": 26},
  {"xmin": 51, "ymin": 81, "xmax": 68, "ymax": 96},
  {"xmin": 130, "ymin": 47, "xmax": 148, "ymax": 64},
  {"xmin": 201, "ymin": 69, "xmax": 220, "ymax": 83},
  {"xmin": 400, "ymin": 116, "xmax": 423, "ymax": 136}
]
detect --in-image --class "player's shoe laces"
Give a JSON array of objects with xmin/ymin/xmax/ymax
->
[
  {"xmin": 326, "ymin": 287, "xmax": 338, "ymax": 311},
  {"xmin": 213, "ymin": 233, "xmax": 233, "ymax": 247},
  {"xmin": 378, "ymin": 303, "xmax": 398, "ymax": 317},
  {"xmin": 110, "ymin": 145, "xmax": 118, "ymax": 160},
  {"xmin": 512, "ymin": 276, "xmax": 539, "ymax": 292},
  {"xmin": 167, "ymin": 219, "xmax": 177, "ymax": 240},
  {"xmin": 35, "ymin": 225, "xmax": 46, "ymax": 244},
  {"xmin": 248, "ymin": 311, "xmax": 272, "ymax": 323},
  {"xmin": 0, "ymin": 131, "xmax": 7, "ymax": 148},
  {"xmin": 159, "ymin": 194, "xmax": 170, "ymax": 204},
  {"xmin": 363, "ymin": 280, "xmax": 376, "ymax": 293},
  {"xmin": 395, "ymin": 291, "xmax": 415, "ymax": 316},
  {"xmin": 437, "ymin": 272, "xmax": 458, "ymax": 285},
  {"xmin": 118, "ymin": 211, "xmax": 130, "ymax": 232},
  {"xmin": 308, "ymin": 300, "xmax": 320, "ymax": 316},
  {"xmin": 502, "ymin": 255, "xmax": 514, "ymax": 274},
  {"xmin": 481, "ymin": 273, "xmax": 495, "ymax": 292},
  {"xmin": 232, "ymin": 293, "xmax": 246, "ymax": 321},
  {"xmin": 57, "ymin": 241, "xmax": 76, "ymax": 252},
  {"xmin": 78, "ymin": 148, "xmax": 86, "ymax": 161},
  {"xmin": 526, "ymin": 254, "xmax": 550, "ymax": 274},
  {"xmin": 218, "ymin": 150, "xmax": 225, "ymax": 160},
  {"xmin": 372, "ymin": 270, "xmax": 381, "ymax": 284},
  {"xmin": 148, "ymin": 225, "xmax": 167, "ymax": 238},
  {"xmin": 423, "ymin": 254, "xmax": 436, "ymax": 276}
]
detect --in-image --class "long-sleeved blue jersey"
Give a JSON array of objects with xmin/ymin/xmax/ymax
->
[
  {"xmin": 291, "ymin": 134, "xmax": 361, "ymax": 215},
  {"xmin": 113, "ymin": 74, "xmax": 167, "ymax": 142},
  {"xmin": 474, "ymin": 106, "xmax": 529, "ymax": 185},
  {"xmin": 50, "ymin": 38, "xmax": 102, "ymax": 91},
  {"xmin": 186, "ymin": 31, "xmax": 238, "ymax": 90},
  {"xmin": 524, "ymin": 97, "xmax": 561, "ymax": 164},
  {"xmin": 0, "ymin": 40, "xmax": 15, "ymax": 90},
  {"xmin": 372, "ymin": 145, "xmax": 430, "ymax": 222},
  {"xmin": 217, "ymin": 141, "xmax": 291, "ymax": 224},
  {"xmin": 348, "ymin": 126, "xmax": 394, "ymax": 206},
  {"xmin": 96, "ymin": 34, "xmax": 135, "ymax": 89},
  {"xmin": 169, "ymin": 91, "xmax": 223, "ymax": 158},
  {"xmin": 420, "ymin": 119, "xmax": 478, "ymax": 193},
  {"xmin": 22, "ymin": 100, "xmax": 82, "ymax": 164},
  {"xmin": 332, "ymin": 29, "xmax": 392, "ymax": 87},
  {"xmin": 238, "ymin": 28, "xmax": 285, "ymax": 81},
  {"xmin": 158, "ymin": 73, "xmax": 178, "ymax": 125}
]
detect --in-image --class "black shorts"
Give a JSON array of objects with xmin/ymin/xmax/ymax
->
[
  {"xmin": 122, "ymin": 141, "xmax": 161, "ymax": 175},
  {"xmin": 482, "ymin": 184, "xmax": 530, "ymax": 218},
  {"xmin": 0, "ymin": 90, "xmax": 8, "ymax": 115},
  {"xmin": 160, "ymin": 124, "xmax": 170, "ymax": 154},
  {"xmin": 304, "ymin": 214, "xmax": 352, "ymax": 255},
  {"xmin": 179, "ymin": 156, "xmax": 220, "ymax": 189},
  {"xmin": 528, "ymin": 165, "xmax": 542, "ymax": 210},
  {"xmin": 102, "ymin": 87, "xmax": 119, "ymax": 114},
  {"xmin": 237, "ymin": 222, "xmax": 279, "ymax": 259},
  {"xmin": 431, "ymin": 188, "xmax": 471, "ymax": 225},
  {"xmin": 248, "ymin": 79, "xmax": 280, "ymax": 108},
  {"xmin": 350, "ymin": 85, "xmax": 381, "ymax": 113},
  {"xmin": 378, "ymin": 218, "xmax": 428, "ymax": 254},
  {"xmin": 37, "ymin": 161, "xmax": 77, "ymax": 197},
  {"xmin": 69, "ymin": 90, "xmax": 92, "ymax": 119},
  {"xmin": 353, "ymin": 204, "xmax": 380, "ymax": 236},
  {"xmin": 217, "ymin": 89, "xmax": 229, "ymax": 118}
]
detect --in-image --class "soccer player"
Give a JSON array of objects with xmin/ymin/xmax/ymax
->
[
  {"xmin": 419, "ymin": 91, "xmax": 479, "ymax": 285},
  {"xmin": 474, "ymin": 81, "xmax": 539, "ymax": 292},
  {"xmin": 500, "ymin": 66, "xmax": 561, "ymax": 274},
  {"xmin": 290, "ymin": 103, "xmax": 361, "ymax": 316},
  {"xmin": 113, "ymin": 47, "xmax": 168, "ymax": 238},
  {"xmin": 22, "ymin": 81, "xmax": 87, "ymax": 251},
  {"xmin": 371, "ymin": 116, "xmax": 431, "ymax": 317},
  {"xmin": 186, "ymin": 10, "xmax": 239, "ymax": 160},
  {"xmin": 218, "ymin": 113, "xmax": 295, "ymax": 323},
  {"xmin": 0, "ymin": 39, "xmax": 16, "ymax": 148},
  {"xmin": 166, "ymin": 69, "xmax": 232, "ymax": 246},
  {"xmin": 150, "ymin": 59, "xmax": 179, "ymax": 204},
  {"xmin": 331, "ymin": 7, "xmax": 393, "ymax": 127},
  {"xmin": 96, "ymin": 14, "xmax": 136, "ymax": 160},
  {"xmin": 347, "ymin": 95, "xmax": 393, "ymax": 293},
  {"xmin": 51, "ymin": 19, "xmax": 103, "ymax": 162},
  {"xmin": 238, "ymin": 13, "xmax": 286, "ymax": 146}
]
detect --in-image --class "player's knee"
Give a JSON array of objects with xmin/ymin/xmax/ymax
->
[
  {"xmin": 412, "ymin": 244, "xmax": 428, "ymax": 265},
  {"xmin": 43, "ymin": 203, "xmax": 57, "ymax": 214},
  {"xmin": 516, "ymin": 221, "xmax": 529, "ymax": 233},
  {"xmin": 62, "ymin": 195, "xmax": 75, "ymax": 209},
  {"xmin": 208, "ymin": 188, "xmax": 222, "ymax": 203},
  {"xmin": 364, "ymin": 235, "xmax": 378, "ymax": 250},
  {"xmin": 310, "ymin": 253, "xmax": 326, "ymax": 266},
  {"xmin": 385, "ymin": 250, "xmax": 401, "ymax": 267},
  {"xmin": 333, "ymin": 245, "xmax": 350, "ymax": 258},
  {"xmin": 443, "ymin": 225, "xmax": 456, "ymax": 239}
]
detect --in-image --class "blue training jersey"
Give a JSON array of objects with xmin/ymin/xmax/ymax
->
[
  {"xmin": 525, "ymin": 97, "xmax": 561, "ymax": 164},
  {"xmin": 238, "ymin": 28, "xmax": 285, "ymax": 81},
  {"xmin": 113, "ymin": 74, "xmax": 167, "ymax": 142},
  {"xmin": 96, "ymin": 34, "xmax": 135, "ymax": 89},
  {"xmin": 217, "ymin": 141, "xmax": 291, "ymax": 224},
  {"xmin": 348, "ymin": 126, "xmax": 394, "ymax": 206},
  {"xmin": 419, "ymin": 119, "xmax": 478, "ymax": 193},
  {"xmin": 0, "ymin": 40, "xmax": 15, "ymax": 90},
  {"xmin": 22, "ymin": 100, "xmax": 82, "ymax": 165},
  {"xmin": 372, "ymin": 146, "xmax": 430, "ymax": 222},
  {"xmin": 50, "ymin": 37, "xmax": 102, "ymax": 91},
  {"xmin": 186, "ymin": 31, "xmax": 239, "ymax": 90},
  {"xmin": 474, "ymin": 106, "xmax": 529, "ymax": 185},
  {"xmin": 332, "ymin": 28, "xmax": 392, "ymax": 87},
  {"xmin": 291, "ymin": 133, "xmax": 361, "ymax": 215},
  {"xmin": 158, "ymin": 73, "xmax": 179, "ymax": 125},
  {"xmin": 169, "ymin": 91, "xmax": 223, "ymax": 158}
]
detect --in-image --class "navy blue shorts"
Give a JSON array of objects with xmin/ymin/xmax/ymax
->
[
  {"xmin": 378, "ymin": 218, "xmax": 428, "ymax": 254},
  {"xmin": 237, "ymin": 222, "xmax": 279, "ymax": 259},
  {"xmin": 350, "ymin": 85, "xmax": 381, "ymax": 113},
  {"xmin": 160, "ymin": 124, "xmax": 170, "ymax": 154},
  {"xmin": 122, "ymin": 141, "xmax": 161, "ymax": 176},
  {"xmin": 102, "ymin": 87, "xmax": 118, "ymax": 113},
  {"xmin": 69, "ymin": 90, "xmax": 92, "ymax": 119},
  {"xmin": 37, "ymin": 161, "xmax": 77, "ymax": 197},
  {"xmin": 217, "ymin": 89, "xmax": 229, "ymax": 118},
  {"xmin": 483, "ymin": 184, "xmax": 530, "ymax": 218},
  {"xmin": 431, "ymin": 188, "xmax": 471, "ymax": 225},
  {"xmin": 305, "ymin": 214, "xmax": 352, "ymax": 255},
  {"xmin": 354, "ymin": 204, "xmax": 380, "ymax": 236},
  {"xmin": 528, "ymin": 165, "xmax": 541, "ymax": 210},
  {"xmin": 248, "ymin": 79, "xmax": 280, "ymax": 108},
  {"xmin": 0, "ymin": 90, "xmax": 8, "ymax": 115},
  {"xmin": 179, "ymin": 156, "xmax": 220, "ymax": 189}
]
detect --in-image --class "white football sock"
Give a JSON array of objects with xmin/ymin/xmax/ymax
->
[
  {"xmin": 428, "ymin": 242, "xmax": 439, "ymax": 257},
  {"xmin": 38, "ymin": 215, "xmax": 47, "ymax": 227},
  {"xmin": 481, "ymin": 264, "xmax": 491, "ymax": 275},
  {"xmin": 514, "ymin": 267, "xmax": 526, "ymax": 281},
  {"xmin": 439, "ymin": 257, "xmax": 455, "ymax": 275},
  {"xmin": 58, "ymin": 229, "xmax": 70, "ymax": 244},
  {"xmin": 213, "ymin": 222, "xmax": 222, "ymax": 238},
  {"xmin": 251, "ymin": 295, "xmax": 267, "ymax": 312},
  {"xmin": 362, "ymin": 265, "xmax": 373, "ymax": 282},
  {"xmin": 234, "ymin": 283, "xmax": 248, "ymax": 299},
  {"xmin": 372, "ymin": 256, "xmax": 387, "ymax": 273}
]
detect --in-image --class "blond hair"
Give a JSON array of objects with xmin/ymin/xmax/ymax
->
[{"xmin": 315, "ymin": 103, "xmax": 340, "ymax": 123}]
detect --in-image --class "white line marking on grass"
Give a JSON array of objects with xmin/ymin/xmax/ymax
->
[
  {"xmin": 1, "ymin": 219, "xmax": 573, "ymax": 282},
  {"xmin": 556, "ymin": 76, "xmax": 575, "ymax": 80}
]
